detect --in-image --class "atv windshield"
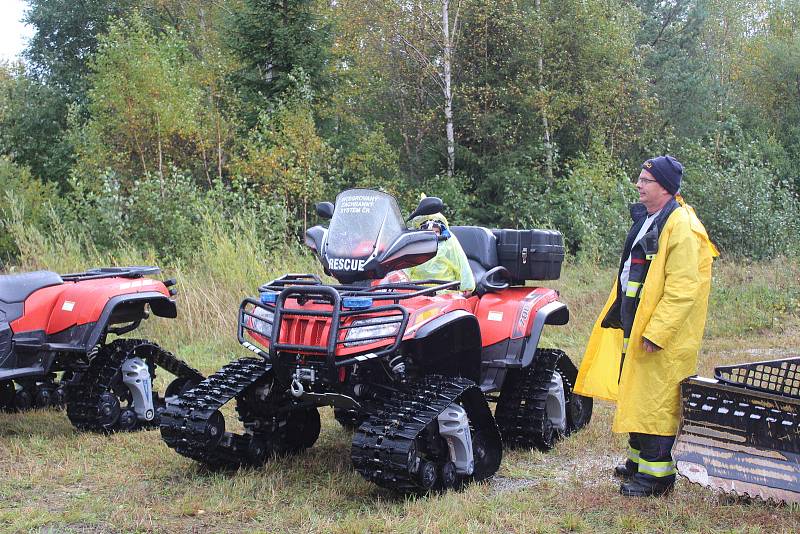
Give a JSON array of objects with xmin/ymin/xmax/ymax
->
[{"xmin": 326, "ymin": 189, "xmax": 405, "ymax": 260}]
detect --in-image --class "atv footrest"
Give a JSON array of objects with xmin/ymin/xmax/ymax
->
[
  {"xmin": 486, "ymin": 358, "xmax": 523, "ymax": 369},
  {"xmin": 674, "ymin": 376, "xmax": 800, "ymax": 503},
  {"xmin": 0, "ymin": 366, "xmax": 47, "ymax": 381}
]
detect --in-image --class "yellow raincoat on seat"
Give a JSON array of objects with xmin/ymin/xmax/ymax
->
[
  {"xmin": 574, "ymin": 200, "xmax": 718, "ymax": 436},
  {"xmin": 406, "ymin": 213, "xmax": 476, "ymax": 292}
]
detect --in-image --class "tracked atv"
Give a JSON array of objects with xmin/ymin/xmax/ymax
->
[
  {"xmin": 160, "ymin": 190, "xmax": 591, "ymax": 493},
  {"xmin": 674, "ymin": 356, "xmax": 800, "ymax": 503},
  {"xmin": 0, "ymin": 266, "xmax": 203, "ymax": 432}
]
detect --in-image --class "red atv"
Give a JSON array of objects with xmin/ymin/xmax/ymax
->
[
  {"xmin": 0, "ymin": 266, "xmax": 203, "ymax": 431},
  {"xmin": 161, "ymin": 190, "xmax": 591, "ymax": 492}
]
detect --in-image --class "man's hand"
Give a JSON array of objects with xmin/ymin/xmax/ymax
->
[{"xmin": 643, "ymin": 337, "xmax": 661, "ymax": 353}]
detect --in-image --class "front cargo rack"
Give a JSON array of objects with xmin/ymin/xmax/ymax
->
[
  {"xmin": 61, "ymin": 266, "xmax": 161, "ymax": 282},
  {"xmin": 239, "ymin": 274, "xmax": 460, "ymax": 367},
  {"xmin": 714, "ymin": 356, "xmax": 800, "ymax": 400},
  {"xmin": 257, "ymin": 273, "xmax": 460, "ymax": 302}
]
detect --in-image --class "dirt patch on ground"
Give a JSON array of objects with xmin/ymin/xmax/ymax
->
[
  {"xmin": 736, "ymin": 347, "xmax": 798, "ymax": 359},
  {"xmin": 492, "ymin": 453, "xmax": 619, "ymax": 494}
]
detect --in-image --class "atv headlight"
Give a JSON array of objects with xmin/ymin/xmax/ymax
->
[
  {"xmin": 249, "ymin": 306, "xmax": 274, "ymax": 338},
  {"xmin": 344, "ymin": 316, "xmax": 401, "ymax": 347}
]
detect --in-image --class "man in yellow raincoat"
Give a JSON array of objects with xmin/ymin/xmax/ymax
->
[{"xmin": 574, "ymin": 155, "xmax": 718, "ymax": 497}]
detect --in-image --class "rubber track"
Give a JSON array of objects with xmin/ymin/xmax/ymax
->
[
  {"xmin": 333, "ymin": 407, "xmax": 365, "ymax": 431},
  {"xmin": 66, "ymin": 338, "xmax": 203, "ymax": 432},
  {"xmin": 351, "ymin": 375, "xmax": 502, "ymax": 493},
  {"xmin": 494, "ymin": 348, "xmax": 562, "ymax": 449},
  {"xmin": 0, "ymin": 375, "xmax": 63, "ymax": 412},
  {"xmin": 159, "ymin": 357, "xmax": 271, "ymax": 468}
]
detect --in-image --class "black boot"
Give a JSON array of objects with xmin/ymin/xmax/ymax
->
[
  {"xmin": 619, "ymin": 476, "xmax": 674, "ymax": 497},
  {"xmin": 613, "ymin": 461, "xmax": 636, "ymax": 479}
]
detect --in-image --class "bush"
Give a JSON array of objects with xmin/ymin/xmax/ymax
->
[
  {"xmin": 680, "ymin": 125, "xmax": 800, "ymax": 259},
  {"xmin": 0, "ymin": 157, "xmax": 60, "ymax": 263},
  {"xmin": 546, "ymin": 146, "xmax": 636, "ymax": 262},
  {"xmin": 44, "ymin": 169, "xmax": 290, "ymax": 264}
]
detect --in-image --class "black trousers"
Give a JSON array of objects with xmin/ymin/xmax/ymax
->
[{"xmin": 624, "ymin": 433, "xmax": 676, "ymax": 485}]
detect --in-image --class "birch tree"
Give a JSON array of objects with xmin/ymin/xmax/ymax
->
[{"xmin": 379, "ymin": 0, "xmax": 463, "ymax": 177}]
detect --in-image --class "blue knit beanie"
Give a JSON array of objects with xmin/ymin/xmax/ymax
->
[{"xmin": 642, "ymin": 155, "xmax": 683, "ymax": 195}]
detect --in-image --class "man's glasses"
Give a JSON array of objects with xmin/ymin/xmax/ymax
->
[
  {"xmin": 421, "ymin": 220, "xmax": 445, "ymax": 233},
  {"xmin": 636, "ymin": 176, "xmax": 658, "ymax": 185}
]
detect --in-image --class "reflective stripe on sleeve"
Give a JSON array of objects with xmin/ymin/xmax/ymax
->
[
  {"xmin": 627, "ymin": 446, "xmax": 640, "ymax": 464},
  {"xmin": 622, "ymin": 337, "xmax": 630, "ymax": 354},
  {"xmin": 625, "ymin": 281, "xmax": 641, "ymax": 298}
]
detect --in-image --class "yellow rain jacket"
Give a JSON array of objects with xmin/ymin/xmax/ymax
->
[
  {"xmin": 407, "ymin": 212, "xmax": 476, "ymax": 292},
  {"xmin": 574, "ymin": 200, "xmax": 718, "ymax": 436}
]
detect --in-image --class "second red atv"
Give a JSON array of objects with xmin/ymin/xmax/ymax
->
[
  {"xmin": 161, "ymin": 190, "xmax": 591, "ymax": 493},
  {"xmin": 0, "ymin": 266, "xmax": 203, "ymax": 432}
]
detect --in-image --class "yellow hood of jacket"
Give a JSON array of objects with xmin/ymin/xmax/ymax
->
[{"xmin": 574, "ymin": 201, "xmax": 718, "ymax": 436}]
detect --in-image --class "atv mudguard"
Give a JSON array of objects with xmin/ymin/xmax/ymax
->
[
  {"xmin": 408, "ymin": 310, "xmax": 482, "ymax": 383},
  {"xmin": 472, "ymin": 287, "xmax": 569, "ymax": 393},
  {"xmin": 519, "ymin": 300, "xmax": 569, "ymax": 367},
  {"xmin": 82, "ymin": 292, "xmax": 176, "ymax": 350}
]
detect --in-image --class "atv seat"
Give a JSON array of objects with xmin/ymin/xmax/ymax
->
[
  {"xmin": 0, "ymin": 271, "xmax": 64, "ymax": 303},
  {"xmin": 450, "ymin": 226, "xmax": 499, "ymax": 287}
]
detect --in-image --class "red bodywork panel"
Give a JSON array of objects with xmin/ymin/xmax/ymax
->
[
  {"xmin": 247, "ymin": 286, "xmax": 561, "ymax": 357},
  {"xmin": 474, "ymin": 287, "xmax": 559, "ymax": 346},
  {"xmin": 10, "ymin": 278, "xmax": 170, "ymax": 335}
]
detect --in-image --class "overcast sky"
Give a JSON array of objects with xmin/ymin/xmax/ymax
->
[{"xmin": 0, "ymin": 0, "xmax": 32, "ymax": 63}]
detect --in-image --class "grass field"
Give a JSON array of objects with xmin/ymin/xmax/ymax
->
[{"xmin": 1, "ymin": 253, "xmax": 799, "ymax": 533}]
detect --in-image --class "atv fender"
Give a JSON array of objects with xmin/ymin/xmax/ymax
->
[
  {"xmin": 519, "ymin": 301, "xmax": 569, "ymax": 368},
  {"xmin": 409, "ymin": 310, "xmax": 482, "ymax": 382},
  {"xmin": 83, "ymin": 292, "xmax": 176, "ymax": 350}
]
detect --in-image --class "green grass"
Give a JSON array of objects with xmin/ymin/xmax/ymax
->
[{"xmin": 2, "ymin": 225, "xmax": 800, "ymax": 532}]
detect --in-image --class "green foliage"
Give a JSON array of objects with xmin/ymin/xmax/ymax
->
[
  {"xmin": 60, "ymin": 170, "xmax": 203, "ymax": 261},
  {"xmin": 453, "ymin": 0, "xmax": 651, "ymax": 227},
  {"xmin": 736, "ymin": 7, "xmax": 800, "ymax": 191},
  {"xmin": 232, "ymin": 72, "xmax": 334, "ymax": 234},
  {"xmin": 78, "ymin": 12, "xmax": 207, "ymax": 185},
  {"xmin": 420, "ymin": 172, "xmax": 477, "ymax": 225},
  {"xmin": 0, "ymin": 65, "xmax": 74, "ymax": 187},
  {"xmin": 59, "ymin": 170, "xmax": 291, "ymax": 263},
  {"xmin": 227, "ymin": 0, "xmax": 333, "ymax": 125},
  {"xmin": 3, "ymin": 0, "xmax": 800, "ymax": 264},
  {"xmin": 549, "ymin": 146, "xmax": 636, "ymax": 262},
  {"xmin": 0, "ymin": 157, "xmax": 60, "ymax": 262},
  {"xmin": 634, "ymin": 0, "xmax": 718, "ymax": 139},
  {"xmin": 24, "ymin": 0, "xmax": 140, "ymax": 103},
  {"xmin": 680, "ymin": 121, "xmax": 800, "ymax": 259}
]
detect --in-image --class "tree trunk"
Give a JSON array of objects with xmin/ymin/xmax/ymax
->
[
  {"xmin": 156, "ymin": 112, "xmax": 165, "ymax": 198},
  {"xmin": 442, "ymin": 0, "xmax": 455, "ymax": 178},
  {"xmin": 535, "ymin": 0, "xmax": 554, "ymax": 184}
]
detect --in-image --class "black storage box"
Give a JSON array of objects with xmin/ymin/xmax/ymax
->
[{"xmin": 492, "ymin": 229, "xmax": 565, "ymax": 282}]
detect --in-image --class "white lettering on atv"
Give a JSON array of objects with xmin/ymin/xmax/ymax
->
[
  {"xmin": 328, "ymin": 258, "xmax": 367, "ymax": 271},
  {"xmin": 338, "ymin": 195, "xmax": 379, "ymax": 214},
  {"xmin": 62, "ymin": 301, "xmax": 76, "ymax": 312}
]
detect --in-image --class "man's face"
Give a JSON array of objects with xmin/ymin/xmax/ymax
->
[
  {"xmin": 421, "ymin": 220, "xmax": 443, "ymax": 235},
  {"xmin": 636, "ymin": 169, "xmax": 670, "ymax": 213}
]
